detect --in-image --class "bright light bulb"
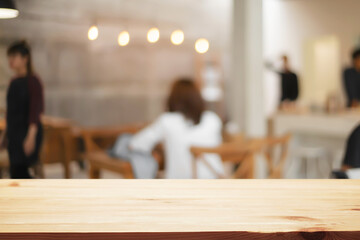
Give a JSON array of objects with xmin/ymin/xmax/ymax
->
[
  {"xmin": 195, "ymin": 38, "xmax": 209, "ymax": 54},
  {"xmin": 118, "ymin": 31, "xmax": 130, "ymax": 46},
  {"xmin": 147, "ymin": 27, "xmax": 160, "ymax": 43},
  {"xmin": 88, "ymin": 25, "xmax": 98, "ymax": 41},
  {"xmin": 0, "ymin": 8, "xmax": 18, "ymax": 19},
  {"xmin": 171, "ymin": 30, "xmax": 184, "ymax": 45}
]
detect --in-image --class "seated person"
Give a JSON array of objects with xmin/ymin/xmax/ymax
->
[
  {"xmin": 332, "ymin": 124, "xmax": 360, "ymax": 179},
  {"xmin": 129, "ymin": 78, "xmax": 224, "ymax": 179},
  {"xmin": 343, "ymin": 48, "xmax": 360, "ymax": 108},
  {"xmin": 342, "ymin": 124, "xmax": 360, "ymax": 170}
]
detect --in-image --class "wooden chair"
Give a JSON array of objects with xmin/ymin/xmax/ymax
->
[
  {"xmin": 190, "ymin": 139, "xmax": 263, "ymax": 179},
  {"xmin": 262, "ymin": 134, "xmax": 291, "ymax": 178},
  {"xmin": 82, "ymin": 124, "xmax": 144, "ymax": 179},
  {"xmin": 190, "ymin": 134, "xmax": 291, "ymax": 179},
  {"xmin": 0, "ymin": 151, "xmax": 8, "ymax": 178},
  {"xmin": 39, "ymin": 117, "xmax": 82, "ymax": 178}
]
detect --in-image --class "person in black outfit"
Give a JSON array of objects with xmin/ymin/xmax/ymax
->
[
  {"xmin": 266, "ymin": 55, "xmax": 299, "ymax": 109},
  {"xmin": 0, "ymin": 41, "xmax": 44, "ymax": 179},
  {"xmin": 279, "ymin": 56, "xmax": 299, "ymax": 103},
  {"xmin": 343, "ymin": 48, "xmax": 360, "ymax": 108},
  {"xmin": 342, "ymin": 124, "xmax": 360, "ymax": 170}
]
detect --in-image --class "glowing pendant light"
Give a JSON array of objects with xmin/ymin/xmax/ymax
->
[
  {"xmin": 195, "ymin": 38, "xmax": 209, "ymax": 54},
  {"xmin": 147, "ymin": 27, "xmax": 160, "ymax": 43},
  {"xmin": 171, "ymin": 30, "xmax": 184, "ymax": 45},
  {"xmin": 0, "ymin": 0, "xmax": 19, "ymax": 19},
  {"xmin": 118, "ymin": 31, "xmax": 130, "ymax": 46},
  {"xmin": 88, "ymin": 25, "xmax": 99, "ymax": 41}
]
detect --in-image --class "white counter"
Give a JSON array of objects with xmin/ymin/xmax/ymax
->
[
  {"xmin": 270, "ymin": 111, "xmax": 360, "ymax": 178},
  {"xmin": 272, "ymin": 111, "xmax": 360, "ymax": 138}
]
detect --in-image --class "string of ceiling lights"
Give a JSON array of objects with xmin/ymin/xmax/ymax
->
[
  {"xmin": 0, "ymin": 0, "xmax": 210, "ymax": 54},
  {"xmin": 88, "ymin": 25, "xmax": 210, "ymax": 54}
]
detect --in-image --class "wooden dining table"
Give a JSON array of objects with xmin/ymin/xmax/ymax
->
[{"xmin": 0, "ymin": 179, "xmax": 359, "ymax": 239}]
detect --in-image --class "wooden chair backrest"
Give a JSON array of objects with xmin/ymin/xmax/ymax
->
[
  {"xmin": 262, "ymin": 133, "xmax": 291, "ymax": 178},
  {"xmin": 190, "ymin": 134, "xmax": 291, "ymax": 179},
  {"xmin": 190, "ymin": 140, "xmax": 264, "ymax": 179},
  {"xmin": 40, "ymin": 120, "xmax": 74, "ymax": 164},
  {"xmin": 191, "ymin": 141, "xmax": 261, "ymax": 159}
]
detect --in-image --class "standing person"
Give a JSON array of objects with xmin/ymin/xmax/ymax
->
[
  {"xmin": 266, "ymin": 55, "xmax": 299, "ymax": 109},
  {"xmin": 343, "ymin": 48, "xmax": 360, "ymax": 108},
  {"xmin": 0, "ymin": 41, "xmax": 44, "ymax": 179}
]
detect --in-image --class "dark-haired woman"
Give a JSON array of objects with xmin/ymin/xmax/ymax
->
[
  {"xmin": 129, "ymin": 78, "xmax": 224, "ymax": 179},
  {"xmin": 0, "ymin": 41, "xmax": 44, "ymax": 178}
]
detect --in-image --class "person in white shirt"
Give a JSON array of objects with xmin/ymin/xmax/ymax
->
[{"xmin": 130, "ymin": 78, "xmax": 224, "ymax": 179}]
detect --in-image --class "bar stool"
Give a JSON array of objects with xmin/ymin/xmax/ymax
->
[{"xmin": 292, "ymin": 147, "xmax": 330, "ymax": 178}]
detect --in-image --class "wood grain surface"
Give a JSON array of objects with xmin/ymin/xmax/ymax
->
[
  {"xmin": 0, "ymin": 180, "xmax": 359, "ymax": 239},
  {"xmin": 1, "ymin": 232, "xmax": 360, "ymax": 240}
]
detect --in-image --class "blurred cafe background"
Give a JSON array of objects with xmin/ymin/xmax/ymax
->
[{"xmin": 0, "ymin": 0, "xmax": 360, "ymax": 179}]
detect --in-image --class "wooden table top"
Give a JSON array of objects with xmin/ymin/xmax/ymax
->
[{"xmin": 0, "ymin": 180, "xmax": 359, "ymax": 239}]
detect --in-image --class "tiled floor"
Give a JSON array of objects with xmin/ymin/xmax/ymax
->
[
  {"xmin": 1, "ymin": 155, "xmax": 339, "ymax": 179},
  {"xmin": 45, "ymin": 162, "xmax": 125, "ymax": 179},
  {"xmin": 1, "ymin": 161, "xmax": 124, "ymax": 179}
]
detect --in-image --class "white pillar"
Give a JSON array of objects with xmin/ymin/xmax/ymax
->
[{"xmin": 230, "ymin": 0, "xmax": 266, "ymax": 137}]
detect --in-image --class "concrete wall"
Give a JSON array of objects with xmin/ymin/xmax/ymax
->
[
  {"xmin": 0, "ymin": 39, "xmax": 196, "ymax": 126},
  {"xmin": 0, "ymin": 0, "xmax": 231, "ymax": 126}
]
